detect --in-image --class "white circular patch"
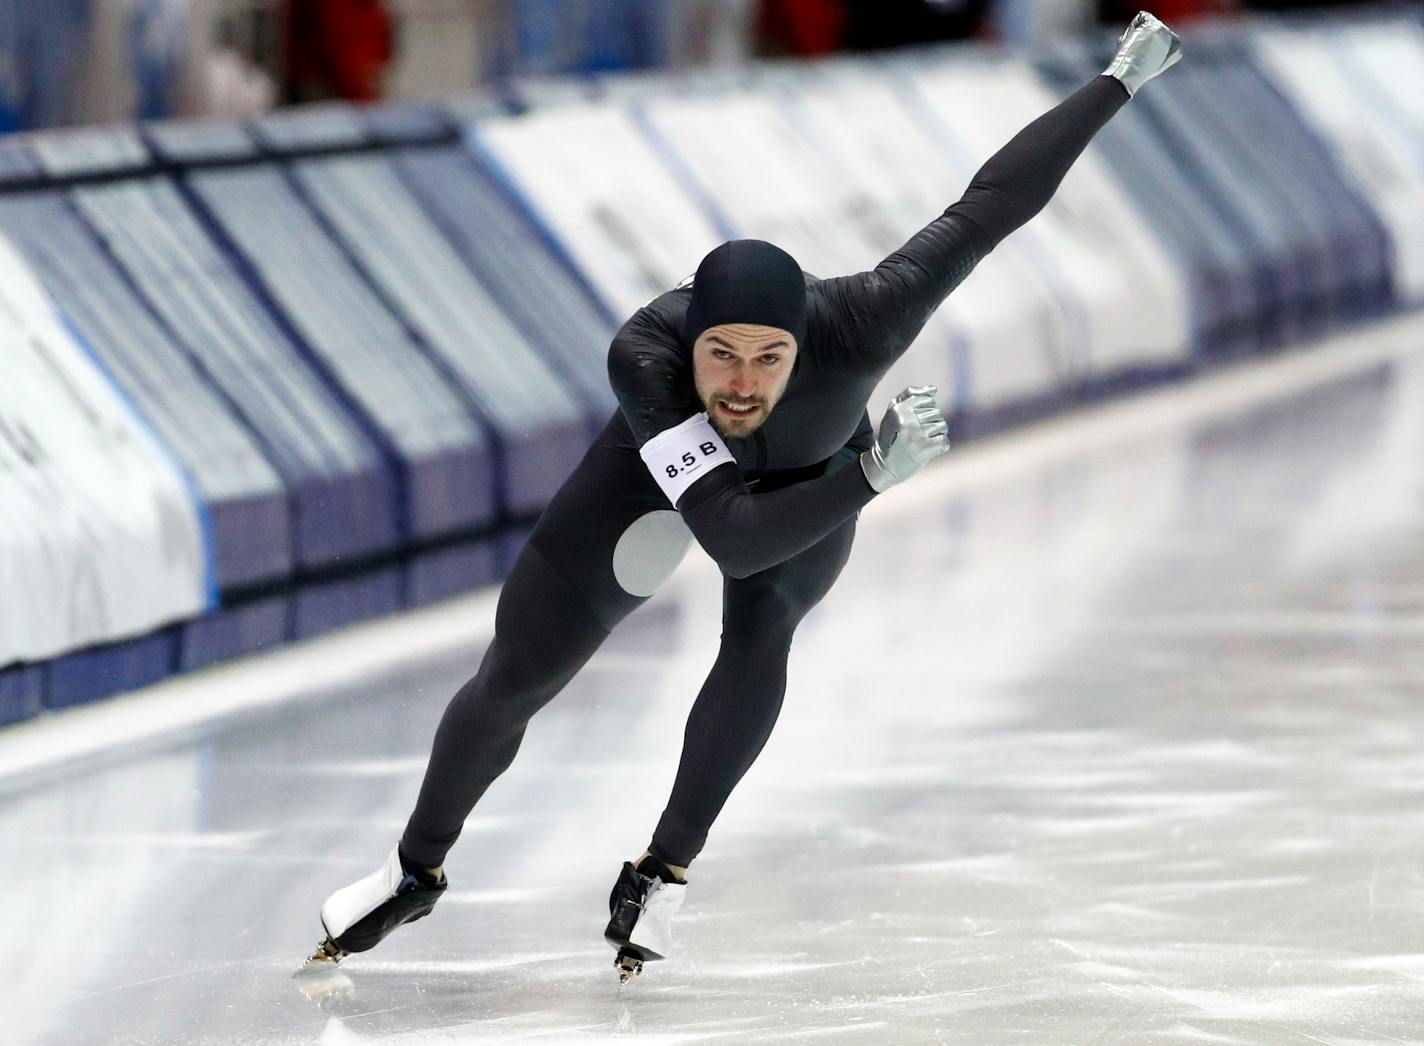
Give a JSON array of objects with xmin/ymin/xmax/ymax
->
[{"xmin": 612, "ymin": 511, "xmax": 694, "ymax": 597}]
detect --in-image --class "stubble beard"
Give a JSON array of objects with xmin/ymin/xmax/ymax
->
[{"xmin": 700, "ymin": 389, "xmax": 769, "ymax": 439}]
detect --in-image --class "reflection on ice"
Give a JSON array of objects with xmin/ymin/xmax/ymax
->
[{"xmin": 295, "ymin": 968, "xmax": 355, "ymax": 1012}]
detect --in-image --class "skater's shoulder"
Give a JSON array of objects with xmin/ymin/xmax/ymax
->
[
  {"xmin": 612, "ymin": 285, "xmax": 692, "ymax": 351},
  {"xmin": 607, "ymin": 293, "xmax": 697, "ymax": 442},
  {"xmin": 642, "ymin": 281, "xmax": 695, "ymax": 324}
]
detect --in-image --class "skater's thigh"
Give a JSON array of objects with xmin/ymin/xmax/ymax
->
[{"xmin": 521, "ymin": 429, "xmax": 692, "ymax": 634}]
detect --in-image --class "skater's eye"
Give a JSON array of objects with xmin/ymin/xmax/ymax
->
[{"xmin": 758, "ymin": 354, "xmax": 782, "ymax": 366}]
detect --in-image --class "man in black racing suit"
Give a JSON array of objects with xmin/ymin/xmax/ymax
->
[{"xmin": 301, "ymin": 11, "xmax": 1183, "ymax": 981}]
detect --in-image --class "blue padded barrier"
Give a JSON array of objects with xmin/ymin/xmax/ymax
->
[
  {"xmin": 0, "ymin": 136, "xmax": 41, "ymax": 182},
  {"xmin": 0, "ymin": 144, "xmax": 284, "ymax": 700},
  {"xmin": 1, "ymin": 165, "xmax": 214, "ymax": 703},
  {"xmin": 250, "ymin": 110, "xmax": 591, "ymax": 516},
  {"xmin": 180, "ymin": 161, "xmax": 499, "ymax": 542},
  {"xmin": 1252, "ymin": 20, "xmax": 1424, "ymax": 305},
  {"xmin": 0, "ymin": 665, "xmax": 43, "ymax": 727},
  {"xmin": 178, "ymin": 597, "xmax": 289, "ymax": 672},
  {"xmin": 247, "ymin": 104, "xmax": 369, "ymax": 153},
  {"xmin": 1217, "ymin": 64, "xmax": 1391, "ymax": 325},
  {"xmin": 75, "ymin": 178, "xmax": 402, "ymax": 571},
  {"xmin": 43, "ymin": 631, "xmax": 177, "ymax": 711},
  {"xmin": 28, "ymin": 127, "xmax": 400, "ymax": 574},
  {"xmin": 499, "ymin": 74, "xmax": 610, "ymax": 113},
  {"xmin": 465, "ymin": 100, "xmax": 730, "ymax": 323},
  {"xmin": 145, "ymin": 120, "xmax": 263, "ymax": 166},
  {"xmin": 293, "ymin": 566, "xmax": 406, "ymax": 639},
  {"xmin": 285, "ymin": 156, "xmax": 593, "ymax": 517},
  {"xmin": 0, "ymin": 192, "xmax": 293, "ymax": 593},
  {"xmin": 368, "ymin": 102, "xmax": 618, "ymax": 425},
  {"xmin": 26, "ymin": 125, "xmax": 154, "ymax": 177},
  {"xmin": 406, "ymin": 541, "xmax": 502, "ymax": 609},
  {"xmin": 1124, "ymin": 45, "xmax": 1322, "ymax": 348},
  {"xmin": 145, "ymin": 119, "xmax": 498, "ymax": 544},
  {"xmin": 391, "ymin": 145, "xmax": 618, "ymax": 425},
  {"xmin": 1169, "ymin": 33, "xmax": 1391, "ymax": 331},
  {"xmin": 443, "ymin": 93, "xmax": 515, "ymax": 123},
  {"xmin": 1035, "ymin": 47, "xmax": 1265, "ymax": 360},
  {"xmin": 365, "ymin": 102, "xmax": 457, "ymax": 147}
]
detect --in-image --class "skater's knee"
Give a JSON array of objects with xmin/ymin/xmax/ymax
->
[
  {"xmin": 476, "ymin": 644, "xmax": 562, "ymax": 712},
  {"xmin": 443, "ymin": 644, "xmax": 558, "ymax": 735},
  {"xmin": 723, "ymin": 578, "xmax": 808, "ymax": 646}
]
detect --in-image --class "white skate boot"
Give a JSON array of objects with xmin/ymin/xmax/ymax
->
[
  {"xmin": 603, "ymin": 856, "xmax": 688, "ymax": 984},
  {"xmin": 1104, "ymin": 11, "xmax": 1184, "ymax": 96},
  {"xmin": 296, "ymin": 846, "xmax": 447, "ymax": 974}
]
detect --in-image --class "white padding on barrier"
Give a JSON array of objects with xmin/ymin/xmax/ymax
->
[
  {"xmin": 906, "ymin": 60, "xmax": 1192, "ymax": 389},
  {"xmin": 471, "ymin": 103, "xmax": 725, "ymax": 318},
  {"xmin": 1254, "ymin": 23, "xmax": 1424, "ymax": 303},
  {"xmin": 0, "ymin": 232, "xmax": 209, "ymax": 665}
]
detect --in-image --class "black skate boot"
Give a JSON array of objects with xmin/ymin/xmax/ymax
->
[
  {"xmin": 604, "ymin": 855, "xmax": 687, "ymax": 984},
  {"xmin": 296, "ymin": 846, "xmax": 447, "ymax": 974}
]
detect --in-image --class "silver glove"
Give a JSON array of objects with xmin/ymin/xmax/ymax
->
[
  {"xmin": 1103, "ymin": 11, "xmax": 1183, "ymax": 96},
  {"xmin": 860, "ymin": 385, "xmax": 950, "ymax": 494}
]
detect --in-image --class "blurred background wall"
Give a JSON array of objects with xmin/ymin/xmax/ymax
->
[
  {"xmin": 0, "ymin": 0, "xmax": 1391, "ymax": 134},
  {"xmin": 1, "ymin": 0, "xmax": 1418, "ymax": 718}
]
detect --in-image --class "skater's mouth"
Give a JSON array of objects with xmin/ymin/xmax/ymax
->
[{"xmin": 717, "ymin": 399, "xmax": 762, "ymax": 418}]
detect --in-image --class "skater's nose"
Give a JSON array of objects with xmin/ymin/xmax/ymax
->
[{"xmin": 728, "ymin": 368, "xmax": 755, "ymax": 397}]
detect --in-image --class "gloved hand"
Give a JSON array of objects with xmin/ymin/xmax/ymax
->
[
  {"xmin": 860, "ymin": 386, "xmax": 950, "ymax": 494},
  {"xmin": 1103, "ymin": 11, "xmax": 1183, "ymax": 97}
]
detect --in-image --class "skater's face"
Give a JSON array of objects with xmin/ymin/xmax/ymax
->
[{"xmin": 692, "ymin": 323, "xmax": 797, "ymax": 439}]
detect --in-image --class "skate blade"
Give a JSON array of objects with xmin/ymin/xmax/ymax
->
[
  {"xmin": 614, "ymin": 950, "xmax": 643, "ymax": 985},
  {"xmin": 293, "ymin": 938, "xmax": 347, "ymax": 977}
]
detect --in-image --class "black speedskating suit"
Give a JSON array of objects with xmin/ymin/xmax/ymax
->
[{"xmin": 401, "ymin": 76, "xmax": 1129, "ymax": 869}]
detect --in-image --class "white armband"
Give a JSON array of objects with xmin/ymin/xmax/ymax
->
[{"xmin": 639, "ymin": 413, "xmax": 737, "ymax": 506}]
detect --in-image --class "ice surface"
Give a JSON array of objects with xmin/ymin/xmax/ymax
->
[{"xmin": 4, "ymin": 323, "xmax": 1424, "ymax": 1043}]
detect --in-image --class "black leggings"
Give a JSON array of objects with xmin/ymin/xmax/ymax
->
[{"xmin": 401, "ymin": 422, "xmax": 856, "ymax": 869}]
